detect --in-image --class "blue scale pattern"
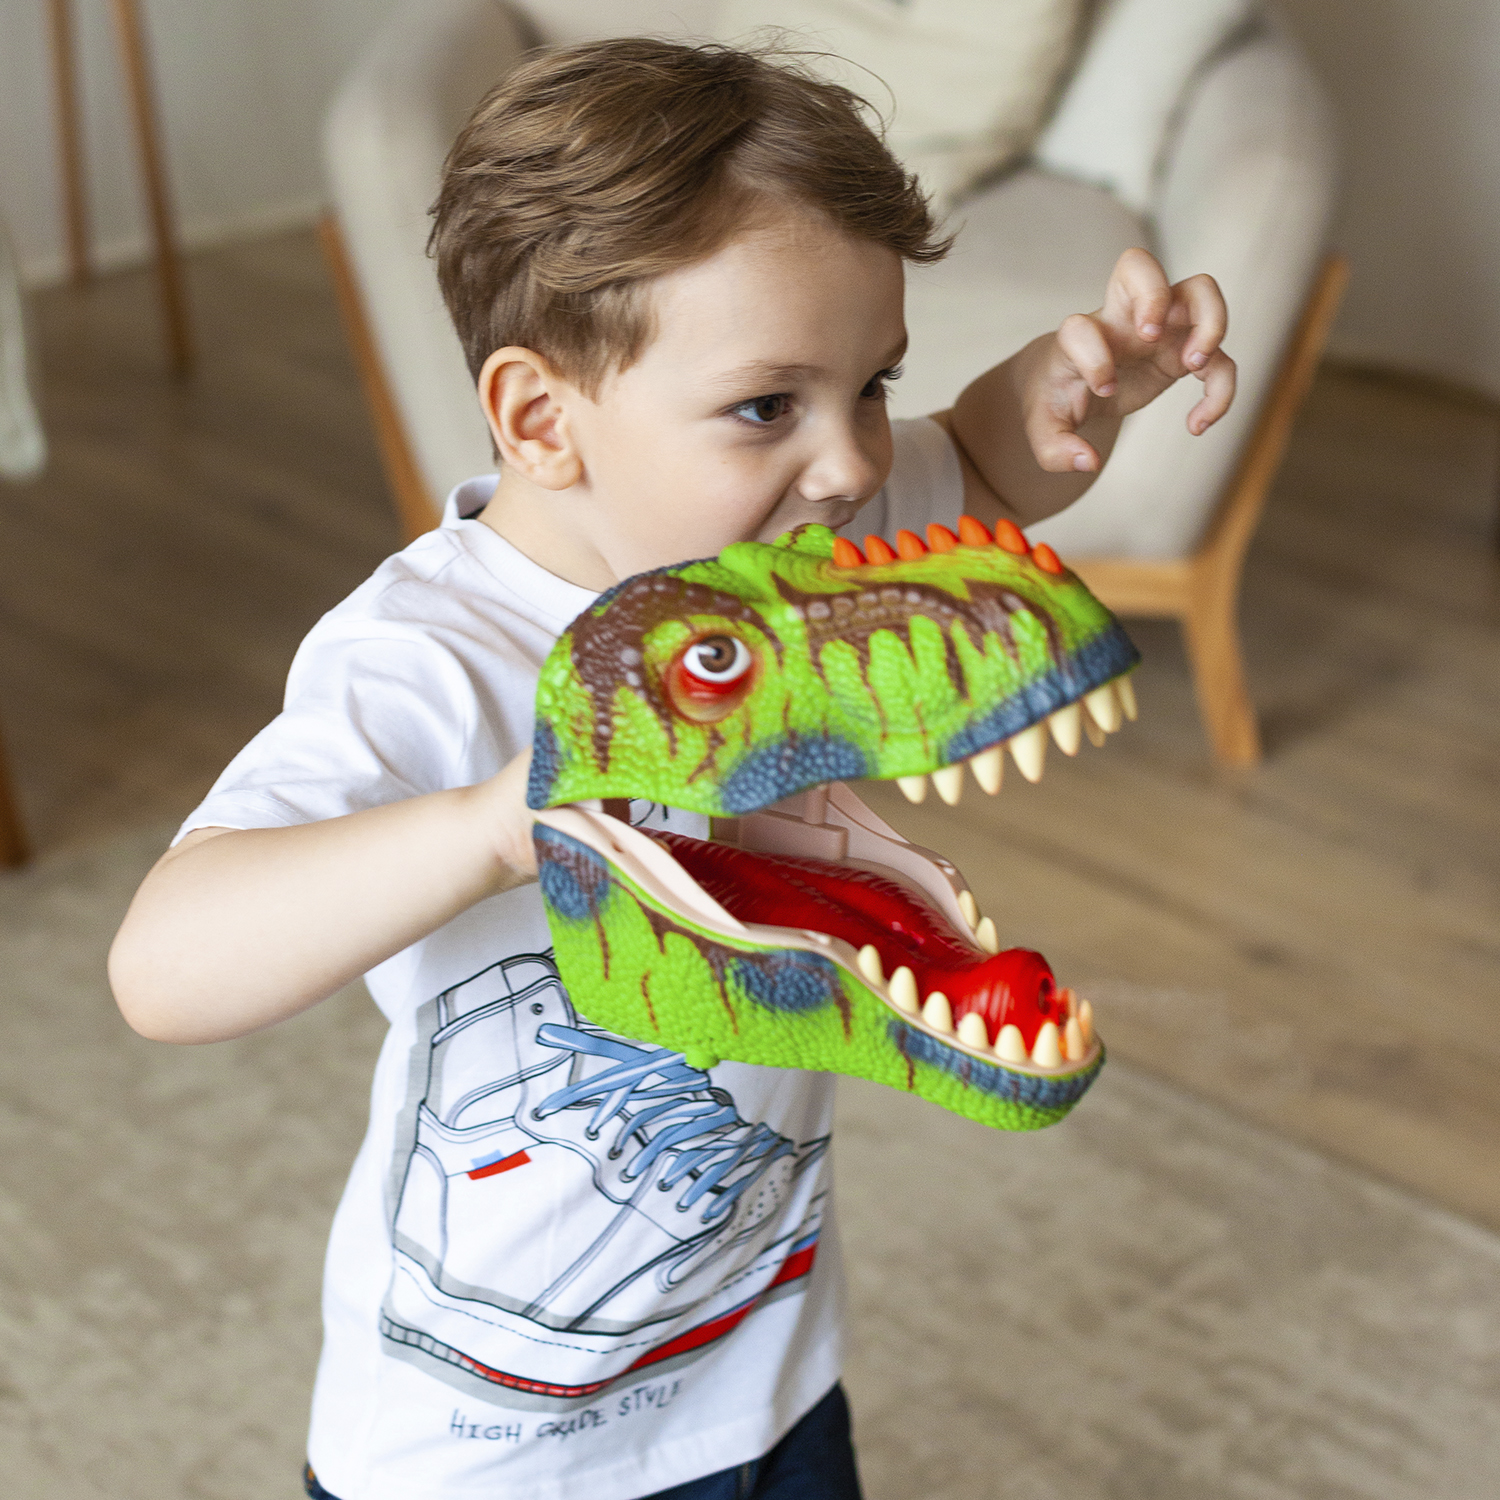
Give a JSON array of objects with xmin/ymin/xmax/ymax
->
[
  {"xmin": 731, "ymin": 951, "xmax": 842, "ymax": 1014},
  {"xmin": 718, "ymin": 733, "xmax": 871, "ymax": 815},
  {"xmin": 890, "ymin": 1019, "xmax": 1103, "ymax": 1109}
]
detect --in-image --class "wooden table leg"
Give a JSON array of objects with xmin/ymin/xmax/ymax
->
[
  {"xmin": 107, "ymin": 0, "xmax": 195, "ymax": 376},
  {"xmin": 46, "ymin": 0, "xmax": 90, "ymax": 286},
  {"xmin": 0, "ymin": 724, "xmax": 29, "ymax": 868}
]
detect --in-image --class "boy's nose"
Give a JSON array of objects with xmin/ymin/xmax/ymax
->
[{"xmin": 797, "ymin": 426, "xmax": 886, "ymax": 507}]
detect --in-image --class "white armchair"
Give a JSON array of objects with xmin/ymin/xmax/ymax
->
[{"xmin": 321, "ymin": 0, "xmax": 1344, "ymax": 764}]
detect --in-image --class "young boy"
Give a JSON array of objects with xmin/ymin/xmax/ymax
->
[{"xmin": 110, "ymin": 37, "xmax": 1234, "ymax": 1500}]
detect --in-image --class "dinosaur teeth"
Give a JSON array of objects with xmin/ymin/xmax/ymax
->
[
  {"xmin": 957, "ymin": 890, "xmax": 980, "ymax": 931},
  {"xmin": 1064, "ymin": 1017, "xmax": 1086, "ymax": 1061},
  {"xmin": 975, "ymin": 916, "xmax": 1000, "ymax": 954},
  {"xmin": 922, "ymin": 991, "xmax": 954, "ymax": 1033},
  {"xmin": 1084, "ymin": 682, "xmax": 1122, "ymax": 734},
  {"xmin": 931, "ymin": 763, "xmax": 965, "ymax": 805},
  {"xmin": 896, "ymin": 774, "xmax": 928, "ymax": 804},
  {"xmin": 1048, "ymin": 703, "xmax": 1083, "ymax": 756},
  {"xmin": 969, "ymin": 745, "xmax": 1004, "ymax": 795},
  {"xmin": 956, "ymin": 1011, "xmax": 989, "ymax": 1049},
  {"xmin": 856, "ymin": 944, "xmax": 884, "ymax": 985},
  {"xmin": 888, "ymin": 965, "xmax": 919, "ymax": 1013},
  {"xmin": 1079, "ymin": 999, "xmax": 1094, "ymax": 1046},
  {"xmin": 1008, "ymin": 723, "xmax": 1048, "ymax": 783},
  {"xmin": 995, "ymin": 1024, "xmax": 1028, "ymax": 1063},
  {"xmin": 1031, "ymin": 1021, "xmax": 1062, "ymax": 1067},
  {"xmin": 1117, "ymin": 674, "xmax": 1138, "ymax": 721},
  {"xmin": 1084, "ymin": 714, "xmax": 1107, "ymax": 749}
]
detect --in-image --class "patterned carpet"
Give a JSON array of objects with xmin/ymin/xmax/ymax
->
[{"xmin": 2, "ymin": 825, "xmax": 1497, "ymax": 1499}]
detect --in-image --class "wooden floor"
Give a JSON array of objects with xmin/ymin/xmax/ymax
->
[{"xmin": 3, "ymin": 233, "xmax": 1498, "ymax": 1226}]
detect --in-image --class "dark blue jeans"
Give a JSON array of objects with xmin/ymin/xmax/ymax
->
[{"xmin": 304, "ymin": 1382, "xmax": 862, "ymax": 1500}]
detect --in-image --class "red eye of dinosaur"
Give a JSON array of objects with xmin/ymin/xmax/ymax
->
[{"xmin": 666, "ymin": 635, "xmax": 755, "ymax": 721}]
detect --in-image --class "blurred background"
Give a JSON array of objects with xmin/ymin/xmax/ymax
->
[{"xmin": 0, "ymin": 2, "xmax": 1496, "ymax": 1498}]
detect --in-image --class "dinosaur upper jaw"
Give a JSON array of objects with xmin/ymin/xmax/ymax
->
[{"xmin": 534, "ymin": 781, "xmax": 1100, "ymax": 1078}]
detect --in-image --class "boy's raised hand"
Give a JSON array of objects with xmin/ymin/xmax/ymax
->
[
  {"xmin": 1032, "ymin": 247, "xmax": 1236, "ymax": 474},
  {"xmin": 944, "ymin": 246, "xmax": 1236, "ymax": 527}
]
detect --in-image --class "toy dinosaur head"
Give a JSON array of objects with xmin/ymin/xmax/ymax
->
[{"xmin": 529, "ymin": 518, "xmax": 1138, "ymax": 1131}]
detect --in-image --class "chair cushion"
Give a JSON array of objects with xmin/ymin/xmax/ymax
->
[
  {"xmin": 889, "ymin": 168, "xmax": 1147, "ymax": 420},
  {"xmin": 716, "ymin": 0, "xmax": 1085, "ymax": 206},
  {"xmin": 1033, "ymin": 0, "xmax": 1259, "ymax": 214}
]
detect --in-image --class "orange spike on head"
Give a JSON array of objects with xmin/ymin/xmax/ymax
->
[
  {"xmin": 831, "ymin": 536, "xmax": 866, "ymax": 568},
  {"xmin": 993, "ymin": 518, "xmax": 1029, "ymax": 555},
  {"xmin": 926, "ymin": 523, "xmax": 959, "ymax": 553},
  {"xmin": 956, "ymin": 514, "xmax": 992, "ymax": 547},
  {"xmin": 895, "ymin": 529, "xmax": 928, "ymax": 560},
  {"xmin": 1033, "ymin": 542, "xmax": 1065, "ymax": 574},
  {"xmin": 864, "ymin": 535, "xmax": 897, "ymax": 565}
]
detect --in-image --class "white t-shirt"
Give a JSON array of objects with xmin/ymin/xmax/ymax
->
[{"xmin": 179, "ymin": 419, "xmax": 962, "ymax": 1500}]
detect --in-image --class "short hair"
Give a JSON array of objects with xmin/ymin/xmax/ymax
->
[{"xmin": 429, "ymin": 36, "xmax": 950, "ymax": 394}]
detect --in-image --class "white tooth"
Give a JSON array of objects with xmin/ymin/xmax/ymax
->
[
  {"xmin": 856, "ymin": 944, "xmax": 884, "ymax": 985},
  {"xmin": 1007, "ymin": 723, "xmax": 1047, "ymax": 783},
  {"xmin": 969, "ymin": 745, "xmax": 1004, "ymax": 795},
  {"xmin": 1048, "ymin": 702, "xmax": 1082, "ymax": 756},
  {"xmin": 1031, "ymin": 1020, "xmax": 1062, "ymax": 1067},
  {"xmin": 1116, "ymin": 674, "xmax": 1138, "ymax": 721},
  {"xmin": 995, "ymin": 1024, "xmax": 1028, "ymax": 1063},
  {"xmin": 897, "ymin": 775, "xmax": 927, "ymax": 804},
  {"xmin": 975, "ymin": 916, "xmax": 1000, "ymax": 954},
  {"xmin": 922, "ymin": 991, "xmax": 954, "ymax": 1033},
  {"xmin": 1084, "ymin": 714, "xmax": 1106, "ymax": 749},
  {"xmin": 889, "ymin": 965, "xmax": 919, "ymax": 1013},
  {"xmin": 957, "ymin": 1011, "xmax": 989, "ymax": 1049},
  {"xmin": 957, "ymin": 890, "xmax": 980, "ymax": 931},
  {"xmin": 1079, "ymin": 999, "xmax": 1094, "ymax": 1046},
  {"xmin": 1064, "ymin": 1017, "xmax": 1086, "ymax": 1061},
  {"xmin": 931, "ymin": 763, "xmax": 965, "ymax": 805},
  {"xmin": 1084, "ymin": 683, "xmax": 1122, "ymax": 734}
]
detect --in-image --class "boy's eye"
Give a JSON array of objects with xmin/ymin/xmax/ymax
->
[
  {"xmin": 732, "ymin": 394, "xmax": 790, "ymax": 425},
  {"xmin": 861, "ymin": 364, "xmax": 904, "ymax": 400}
]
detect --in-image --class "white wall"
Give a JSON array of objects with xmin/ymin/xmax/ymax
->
[
  {"xmin": 1276, "ymin": 0, "xmax": 1500, "ymax": 397},
  {"xmin": 0, "ymin": 0, "xmax": 399, "ymax": 283}
]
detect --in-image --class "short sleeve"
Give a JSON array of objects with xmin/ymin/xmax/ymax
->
[
  {"xmin": 174, "ymin": 617, "xmax": 488, "ymax": 844},
  {"xmin": 839, "ymin": 416, "xmax": 963, "ymax": 544}
]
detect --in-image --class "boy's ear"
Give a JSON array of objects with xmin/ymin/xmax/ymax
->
[{"xmin": 477, "ymin": 347, "xmax": 583, "ymax": 490}]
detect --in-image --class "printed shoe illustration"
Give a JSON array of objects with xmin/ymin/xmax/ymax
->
[
  {"xmin": 529, "ymin": 520, "xmax": 1134, "ymax": 1132},
  {"xmin": 384, "ymin": 951, "xmax": 827, "ymax": 1405}
]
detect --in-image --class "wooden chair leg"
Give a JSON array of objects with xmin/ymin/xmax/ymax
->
[
  {"xmin": 107, "ymin": 0, "xmax": 194, "ymax": 376},
  {"xmin": 0, "ymin": 724, "xmax": 29, "ymax": 868},
  {"xmin": 1182, "ymin": 567, "xmax": 1261, "ymax": 766},
  {"xmin": 46, "ymin": 0, "xmax": 90, "ymax": 286}
]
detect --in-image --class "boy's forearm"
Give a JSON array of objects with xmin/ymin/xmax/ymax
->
[
  {"xmin": 946, "ymin": 336, "xmax": 1121, "ymax": 527},
  {"xmin": 109, "ymin": 776, "xmax": 535, "ymax": 1045}
]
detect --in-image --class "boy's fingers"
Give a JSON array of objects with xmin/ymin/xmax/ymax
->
[
  {"xmin": 1174, "ymin": 273, "xmax": 1229, "ymax": 369},
  {"xmin": 1106, "ymin": 247, "xmax": 1173, "ymax": 340},
  {"xmin": 1056, "ymin": 314, "xmax": 1117, "ymax": 397},
  {"xmin": 1187, "ymin": 349, "xmax": 1237, "ymax": 434},
  {"xmin": 1025, "ymin": 399, "xmax": 1100, "ymax": 473}
]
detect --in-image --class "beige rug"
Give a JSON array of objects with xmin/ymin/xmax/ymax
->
[{"xmin": 2, "ymin": 827, "xmax": 1498, "ymax": 1499}]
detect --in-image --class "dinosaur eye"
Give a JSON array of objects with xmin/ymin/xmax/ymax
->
[
  {"xmin": 666, "ymin": 635, "xmax": 756, "ymax": 722},
  {"xmin": 682, "ymin": 636, "xmax": 751, "ymax": 684}
]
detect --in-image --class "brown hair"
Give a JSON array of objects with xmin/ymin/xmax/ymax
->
[{"xmin": 429, "ymin": 36, "xmax": 949, "ymax": 394}]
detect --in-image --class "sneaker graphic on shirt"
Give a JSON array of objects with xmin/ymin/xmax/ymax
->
[{"xmin": 382, "ymin": 951, "xmax": 828, "ymax": 1408}]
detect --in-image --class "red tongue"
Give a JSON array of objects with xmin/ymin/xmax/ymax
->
[{"xmin": 645, "ymin": 830, "xmax": 1069, "ymax": 1049}]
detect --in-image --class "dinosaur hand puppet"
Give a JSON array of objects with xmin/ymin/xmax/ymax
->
[{"xmin": 527, "ymin": 517, "xmax": 1138, "ymax": 1131}]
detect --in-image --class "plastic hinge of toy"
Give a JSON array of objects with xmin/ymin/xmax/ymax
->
[{"xmin": 527, "ymin": 521, "xmax": 1142, "ymax": 1132}]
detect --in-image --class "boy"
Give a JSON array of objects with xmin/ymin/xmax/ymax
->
[{"xmin": 110, "ymin": 37, "xmax": 1233, "ymax": 1500}]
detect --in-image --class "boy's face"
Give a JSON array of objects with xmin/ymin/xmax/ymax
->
[{"xmin": 560, "ymin": 210, "xmax": 907, "ymax": 578}]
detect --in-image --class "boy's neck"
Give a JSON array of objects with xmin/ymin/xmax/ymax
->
[{"xmin": 476, "ymin": 469, "xmax": 620, "ymax": 594}]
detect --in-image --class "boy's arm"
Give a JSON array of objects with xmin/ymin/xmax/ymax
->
[
  {"xmin": 932, "ymin": 247, "xmax": 1237, "ymax": 528},
  {"xmin": 108, "ymin": 750, "xmax": 538, "ymax": 1045}
]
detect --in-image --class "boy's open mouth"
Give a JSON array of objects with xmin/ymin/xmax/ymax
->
[{"xmin": 536, "ymin": 674, "xmax": 1134, "ymax": 1077}]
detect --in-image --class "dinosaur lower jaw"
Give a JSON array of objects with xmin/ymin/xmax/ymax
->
[{"xmin": 535, "ymin": 784, "xmax": 1099, "ymax": 1077}]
